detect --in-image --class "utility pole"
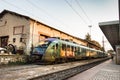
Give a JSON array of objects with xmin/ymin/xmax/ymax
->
[
  {"xmin": 88, "ymin": 25, "xmax": 92, "ymax": 57},
  {"xmin": 102, "ymin": 36, "xmax": 105, "ymax": 52}
]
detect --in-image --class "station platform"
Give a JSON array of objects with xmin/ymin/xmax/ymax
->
[
  {"xmin": 0, "ymin": 58, "xmax": 108, "ymax": 80},
  {"xmin": 67, "ymin": 59, "xmax": 120, "ymax": 80}
]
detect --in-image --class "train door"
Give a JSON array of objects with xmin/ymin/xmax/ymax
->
[
  {"xmin": 78, "ymin": 47, "xmax": 81, "ymax": 56},
  {"xmin": 74, "ymin": 47, "xmax": 78, "ymax": 56},
  {"xmin": 71, "ymin": 46, "xmax": 75, "ymax": 57},
  {"xmin": 51, "ymin": 42, "xmax": 60, "ymax": 59},
  {"xmin": 81, "ymin": 48, "xmax": 87, "ymax": 58},
  {"xmin": 66, "ymin": 45, "xmax": 71, "ymax": 57},
  {"xmin": 75, "ymin": 47, "xmax": 85, "ymax": 59},
  {"xmin": 78, "ymin": 47, "xmax": 83, "ymax": 59},
  {"xmin": 60, "ymin": 43, "xmax": 66, "ymax": 58},
  {"xmin": 86, "ymin": 49, "xmax": 90, "ymax": 57},
  {"xmin": 71, "ymin": 46, "xmax": 74, "ymax": 57},
  {"xmin": 54, "ymin": 43, "xmax": 60, "ymax": 58}
]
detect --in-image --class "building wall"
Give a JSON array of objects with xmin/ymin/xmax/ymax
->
[
  {"xmin": 52, "ymin": 29, "xmax": 61, "ymax": 37},
  {"xmin": 0, "ymin": 13, "xmax": 30, "ymax": 53},
  {"xmin": 73, "ymin": 38, "xmax": 87, "ymax": 46},
  {"xmin": 29, "ymin": 20, "xmax": 87, "ymax": 48}
]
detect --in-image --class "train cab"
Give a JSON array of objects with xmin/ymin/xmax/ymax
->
[{"xmin": 31, "ymin": 38, "xmax": 59, "ymax": 62}]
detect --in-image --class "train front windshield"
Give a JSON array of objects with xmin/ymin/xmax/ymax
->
[{"xmin": 32, "ymin": 40, "xmax": 51, "ymax": 55}]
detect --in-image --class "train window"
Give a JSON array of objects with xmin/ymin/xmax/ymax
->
[
  {"xmin": 51, "ymin": 43, "xmax": 58, "ymax": 50},
  {"xmin": 76, "ymin": 47, "xmax": 78, "ymax": 50},
  {"xmin": 36, "ymin": 40, "xmax": 51, "ymax": 47},
  {"xmin": 79, "ymin": 47, "xmax": 81, "ymax": 52},
  {"xmin": 52, "ymin": 45, "xmax": 55, "ymax": 49},
  {"xmin": 56, "ymin": 43, "xmax": 58, "ymax": 50},
  {"xmin": 73, "ymin": 46, "xmax": 76, "ymax": 52},
  {"xmin": 81, "ymin": 48, "xmax": 86, "ymax": 53},
  {"xmin": 75, "ymin": 47, "xmax": 77, "ymax": 52},
  {"xmin": 76, "ymin": 47, "xmax": 79, "ymax": 54},
  {"xmin": 76, "ymin": 47, "xmax": 82, "ymax": 55},
  {"xmin": 62, "ymin": 44, "xmax": 66, "ymax": 50},
  {"xmin": 71, "ymin": 46, "xmax": 74, "ymax": 52},
  {"xmin": 67, "ymin": 45, "xmax": 70, "ymax": 51},
  {"xmin": 76, "ymin": 47, "xmax": 78, "ymax": 52}
]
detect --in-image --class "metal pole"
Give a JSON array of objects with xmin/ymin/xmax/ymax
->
[
  {"xmin": 88, "ymin": 25, "xmax": 92, "ymax": 57},
  {"xmin": 88, "ymin": 25, "xmax": 92, "ymax": 37},
  {"xmin": 102, "ymin": 36, "xmax": 105, "ymax": 52}
]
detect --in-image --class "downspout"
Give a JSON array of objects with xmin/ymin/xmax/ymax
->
[{"xmin": 31, "ymin": 20, "xmax": 35, "ymax": 54}]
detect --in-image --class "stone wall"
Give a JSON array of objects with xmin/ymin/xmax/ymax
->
[{"xmin": 0, "ymin": 54, "xmax": 26, "ymax": 65}]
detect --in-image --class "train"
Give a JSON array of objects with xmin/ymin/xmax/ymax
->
[{"xmin": 31, "ymin": 37, "xmax": 107, "ymax": 63}]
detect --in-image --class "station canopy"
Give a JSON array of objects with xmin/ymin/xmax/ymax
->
[{"xmin": 99, "ymin": 20, "xmax": 119, "ymax": 50}]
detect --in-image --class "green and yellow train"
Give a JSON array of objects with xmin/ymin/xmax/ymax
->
[{"xmin": 31, "ymin": 37, "xmax": 107, "ymax": 62}]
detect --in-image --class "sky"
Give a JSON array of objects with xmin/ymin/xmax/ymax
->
[{"xmin": 0, "ymin": 0, "xmax": 119, "ymax": 51}]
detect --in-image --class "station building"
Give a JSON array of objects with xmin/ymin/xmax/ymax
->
[{"xmin": 0, "ymin": 10, "xmax": 89, "ymax": 55}]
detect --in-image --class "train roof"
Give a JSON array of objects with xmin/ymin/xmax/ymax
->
[
  {"xmin": 45, "ymin": 38, "xmax": 57, "ymax": 42},
  {"xmin": 39, "ymin": 38, "xmax": 104, "ymax": 52},
  {"xmin": 46, "ymin": 37, "xmax": 88, "ymax": 48}
]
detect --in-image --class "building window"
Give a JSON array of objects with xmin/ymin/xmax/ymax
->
[
  {"xmin": 13, "ymin": 25, "xmax": 24, "ymax": 35},
  {"xmin": 13, "ymin": 38, "xmax": 16, "ymax": 43}
]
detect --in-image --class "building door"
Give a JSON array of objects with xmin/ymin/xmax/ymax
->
[{"xmin": 0, "ymin": 36, "xmax": 9, "ymax": 47}]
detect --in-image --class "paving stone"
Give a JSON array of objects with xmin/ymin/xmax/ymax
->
[{"xmin": 89, "ymin": 60, "xmax": 120, "ymax": 80}]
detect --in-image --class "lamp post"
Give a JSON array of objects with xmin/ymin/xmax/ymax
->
[
  {"xmin": 88, "ymin": 25, "xmax": 92, "ymax": 57},
  {"xmin": 88, "ymin": 25, "xmax": 92, "ymax": 37}
]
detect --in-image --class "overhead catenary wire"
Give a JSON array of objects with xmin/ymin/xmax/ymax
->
[
  {"xmin": 1, "ymin": 0, "xmax": 79, "ymax": 37},
  {"xmin": 2, "ymin": 0, "xmax": 55, "ymax": 26},
  {"xmin": 2, "ymin": 0, "xmax": 36, "ymax": 18},
  {"xmin": 27, "ymin": 0, "xmax": 70, "ymax": 28},
  {"xmin": 75, "ymin": 0, "xmax": 92, "ymax": 24},
  {"xmin": 26, "ymin": 0, "xmax": 74, "ymax": 34},
  {"xmin": 3, "ymin": 0, "xmax": 71, "ymax": 33},
  {"xmin": 64, "ymin": 0, "xmax": 88, "ymax": 25},
  {"xmin": 1, "ymin": 0, "xmax": 93, "ymax": 39}
]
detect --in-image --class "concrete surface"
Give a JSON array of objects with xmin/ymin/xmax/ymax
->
[{"xmin": 67, "ymin": 59, "xmax": 120, "ymax": 80}]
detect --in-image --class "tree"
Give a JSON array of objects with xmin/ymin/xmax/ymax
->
[
  {"xmin": 101, "ymin": 47, "xmax": 105, "ymax": 51},
  {"xmin": 85, "ymin": 33, "xmax": 102, "ymax": 50},
  {"xmin": 85, "ymin": 33, "xmax": 91, "ymax": 41},
  {"xmin": 91, "ymin": 40, "xmax": 102, "ymax": 48}
]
